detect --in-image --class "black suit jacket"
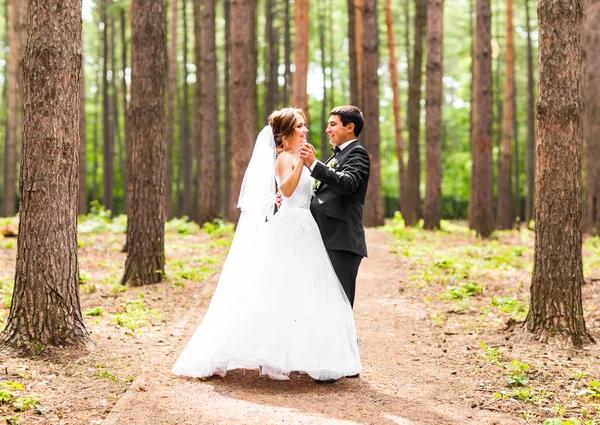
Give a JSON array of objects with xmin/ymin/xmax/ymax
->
[{"xmin": 310, "ymin": 140, "xmax": 370, "ymax": 257}]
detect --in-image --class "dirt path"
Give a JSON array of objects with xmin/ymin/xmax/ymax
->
[{"xmin": 102, "ymin": 229, "xmax": 525, "ymax": 425}]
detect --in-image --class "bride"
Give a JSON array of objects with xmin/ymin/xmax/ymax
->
[{"xmin": 172, "ymin": 108, "xmax": 361, "ymax": 382}]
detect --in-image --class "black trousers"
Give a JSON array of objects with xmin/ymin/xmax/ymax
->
[{"xmin": 327, "ymin": 249, "xmax": 363, "ymax": 308}]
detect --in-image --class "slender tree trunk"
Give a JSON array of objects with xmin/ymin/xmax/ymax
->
[
  {"xmin": 319, "ymin": 3, "xmax": 328, "ymax": 161},
  {"xmin": 223, "ymin": 0, "xmax": 232, "ymax": 219},
  {"xmin": 1, "ymin": 0, "xmax": 90, "ymax": 353},
  {"xmin": 405, "ymin": 0, "xmax": 411, "ymax": 132},
  {"xmin": 283, "ymin": 0, "xmax": 291, "ymax": 106},
  {"xmin": 264, "ymin": 0, "xmax": 279, "ymax": 117},
  {"xmin": 197, "ymin": 0, "xmax": 219, "ymax": 224},
  {"xmin": 402, "ymin": 0, "xmax": 426, "ymax": 226},
  {"xmin": 524, "ymin": 0, "xmax": 536, "ymax": 225},
  {"xmin": 102, "ymin": 2, "xmax": 114, "ymax": 213},
  {"xmin": 423, "ymin": 0, "xmax": 443, "ymax": 230},
  {"xmin": 120, "ymin": 8, "xmax": 129, "ymax": 214},
  {"xmin": 4, "ymin": 0, "xmax": 26, "ymax": 217},
  {"xmin": 122, "ymin": 0, "xmax": 167, "ymax": 286},
  {"xmin": 180, "ymin": 0, "xmax": 193, "ymax": 218},
  {"xmin": 513, "ymin": 82, "xmax": 520, "ymax": 222},
  {"xmin": 328, "ymin": 1, "xmax": 335, "ymax": 109},
  {"xmin": 468, "ymin": 0, "xmax": 494, "ymax": 237},
  {"xmin": 1, "ymin": 0, "xmax": 8, "ymax": 208},
  {"xmin": 348, "ymin": 0, "xmax": 358, "ymax": 105},
  {"xmin": 497, "ymin": 0, "xmax": 514, "ymax": 229},
  {"xmin": 525, "ymin": 0, "xmax": 592, "ymax": 346},
  {"xmin": 385, "ymin": 0, "xmax": 405, "ymax": 214},
  {"xmin": 92, "ymin": 25, "xmax": 102, "ymax": 202},
  {"xmin": 229, "ymin": 0, "xmax": 257, "ymax": 221},
  {"xmin": 354, "ymin": 0, "xmax": 363, "ymax": 108},
  {"xmin": 583, "ymin": 0, "xmax": 600, "ymax": 235},
  {"xmin": 79, "ymin": 55, "xmax": 88, "ymax": 214},
  {"xmin": 361, "ymin": 0, "xmax": 383, "ymax": 226},
  {"xmin": 110, "ymin": 18, "xmax": 125, "ymax": 215},
  {"xmin": 166, "ymin": 0, "xmax": 178, "ymax": 220},
  {"xmin": 291, "ymin": 0, "xmax": 309, "ymax": 113}
]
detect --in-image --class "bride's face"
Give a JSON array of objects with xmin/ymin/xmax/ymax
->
[{"xmin": 286, "ymin": 113, "xmax": 309, "ymax": 150}]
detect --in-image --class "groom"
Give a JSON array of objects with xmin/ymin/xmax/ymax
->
[{"xmin": 299, "ymin": 105, "xmax": 370, "ymax": 309}]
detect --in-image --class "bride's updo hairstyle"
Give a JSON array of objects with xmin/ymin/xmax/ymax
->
[{"xmin": 268, "ymin": 107, "xmax": 305, "ymax": 152}]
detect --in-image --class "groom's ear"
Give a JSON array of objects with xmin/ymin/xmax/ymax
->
[{"xmin": 347, "ymin": 122, "xmax": 356, "ymax": 136}]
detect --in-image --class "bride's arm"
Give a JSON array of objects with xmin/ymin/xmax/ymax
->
[{"xmin": 277, "ymin": 152, "xmax": 305, "ymax": 197}]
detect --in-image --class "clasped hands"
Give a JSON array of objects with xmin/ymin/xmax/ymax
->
[{"xmin": 275, "ymin": 143, "xmax": 317, "ymax": 209}]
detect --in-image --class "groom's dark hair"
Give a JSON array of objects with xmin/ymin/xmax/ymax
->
[{"xmin": 330, "ymin": 105, "xmax": 364, "ymax": 137}]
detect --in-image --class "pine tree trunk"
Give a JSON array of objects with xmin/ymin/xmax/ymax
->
[
  {"xmin": 497, "ymin": 0, "xmax": 514, "ymax": 230},
  {"xmin": 166, "ymin": 0, "xmax": 178, "ymax": 220},
  {"xmin": 180, "ymin": 0, "xmax": 193, "ymax": 219},
  {"xmin": 102, "ymin": 3, "xmax": 114, "ymax": 213},
  {"xmin": 423, "ymin": 0, "xmax": 443, "ymax": 230},
  {"xmin": 283, "ymin": 0, "xmax": 291, "ymax": 106},
  {"xmin": 318, "ymin": 3, "xmax": 328, "ymax": 161},
  {"xmin": 122, "ymin": 0, "xmax": 166, "ymax": 286},
  {"xmin": 513, "ymin": 82, "xmax": 520, "ymax": 222},
  {"xmin": 92, "ymin": 25, "xmax": 102, "ymax": 202},
  {"xmin": 264, "ymin": 0, "xmax": 279, "ymax": 117},
  {"xmin": 354, "ymin": 0, "xmax": 363, "ymax": 108},
  {"xmin": 524, "ymin": 0, "xmax": 536, "ymax": 226},
  {"xmin": 361, "ymin": 0, "xmax": 383, "ymax": 227},
  {"xmin": 223, "ymin": 0, "xmax": 232, "ymax": 219},
  {"xmin": 583, "ymin": 0, "xmax": 600, "ymax": 235},
  {"xmin": 79, "ymin": 56, "xmax": 88, "ymax": 214},
  {"xmin": 291, "ymin": 0, "xmax": 309, "ymax": 113},
  {"xmin": 1, "ymin": 0, "xmax": 90, "ymax": 353},
  {"xmin": 197, "ymin": 0, "xmax": 219, "ymax": 224},
  {"xmin": 402, "ymin": 0, "xmax": 426, "ymax": 226},
  {"xmin": 525, "ymin": 0, "xmax": 591, "ymax": 346},
  {"xmin": 385, "ymin": 0, "xmax": 405, "ymax": 217},
  {"xmin": 229, "ymin": 0, "xmax": 257, "ymax": 222},
  {"xmin": 347, "ymin": 0, "xmax": 358, "ymax": 106},
  {"xmin": 120, "ymin": 8, "xmax": 129, "ymax": 214},
  {"xmin": 1, "ymin": 0, "xmax": 8, "ymax": 209},
  {"xmin": 468, "ymin": 0, "xmax": 494, "ymax": 237},
  {"xmin": 110, "ymin": 18, "xmax": 124, "ymax": 215},
  {"xmin": 4, "ymin": 0, "xmax": 26, "ymax": 217}
]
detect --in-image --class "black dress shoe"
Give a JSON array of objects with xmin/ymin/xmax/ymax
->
[
  {"xmin": 346, "ymin": 373, "xmax": 360, "ymax": 378},
  {"xmin": 315, "ymin": 378, "xmax": 338, "ymax": 384}
]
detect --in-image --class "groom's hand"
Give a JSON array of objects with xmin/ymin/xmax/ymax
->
[
  {"xmin": 275, "ymin": 191, "xmax": 282, "ymax": 209},
  {"xmin": 299, "ymin": 143, "xmax": 317, "ymax": 168}
]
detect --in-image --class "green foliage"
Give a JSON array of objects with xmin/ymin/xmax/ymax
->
[
  {"xmin": 544, "ymin": 419, "xmax": 597, "ymax": 425},
  {"xmin": 97, "ymin": 370, "xmax": 119, "ymax": 383},
  {"xmin": 77, "ymin": 201, "xmax": 127, "ymax": 234},
  {"xmin": 201, "ymin": 219, "xmax": 234, "ymax": 238},
  {"xmin": 1, "ymin": 240, "xmax": 15, "ymax": 249},
  {"xmin": 507, "ymin": 360, "xmax": 530, "ymax": 387},
  {"xmin": 85, "ymin": 307, "xmax": 104, "ymax": 316},
  {"xmin": 12, "ymin": 395, "xmax": 41, "ymax": 412},
  {"xmin": 491, "ymin": 296, "xmax": 529, "ymax": 321},
  {"xmin": 0, "ymin": 279, "xmax": 13, "ymax": 309},
  {"xmin": 166, "ymin": 217, "xmax": 201, "ymax": 235},
  {"xmin": 114, "ymin": 298, "xmax": 161, "ymax": 334},
  {"xmin": 577, "ymin": 381, "xmax": 600, "ymax": 400},
  {"xmin": 479, "ymin": 341, "xmax": 502, "ymax": 364},
  {"xmin": 79, "ymin": 270, "xmax": 92, "ymax": 284},
  {"xmin": 440, "ymin": 281, "xmax": 483, "ymax": 300}
]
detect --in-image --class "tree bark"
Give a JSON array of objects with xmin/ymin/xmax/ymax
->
[
  {"xmin": 79, "ymin": 55, "xmax": 87, "ymax": 214},
  {"xmin": 283, "ymin": 0, "xmax": 291, "ymax": 106},
  {"xmin": 468, "ymin": 0, "xmax": 494, "ymax": 237},
  {"xmin": 526, "ymin": 0, "xmax": 592, "ymax": 346},
  {"xmin": 347, "ymin": 0, "xmax": 358, "ymax": 106},
  {"xmin": 264, "ymin": 0, "xmax": 279, "ymax": 117},
  {"xmin": 354, "ymin": 0, "xmax": 363, "ymax": 108},
  {"xmin": 120, "ymin": 8, "xmax": 129, "ymax": 214},
  {"xmin": 196, "ymin": 0, "xmax": 219, "ymax": 224},
  {"xmin": 423, "ymin": 0, "xmax": 443, "ymax": 230},
  {"xmin": 1, "ymin": 0, "xmax": 90, "ymax": 353},
  {"xmin": 4, "ymin": 0, "xmax": 26, "ymax": 217},
  {"xmin": 180, "ymin": 0, "xmax": 193, "ymax": 218},
  {"xmin": 319, "ymin": 3, "xmax": 328, "ymax": 161},
  {"xmin": 361, "ymin": 0, "xmax": 384, "ymax": 227},
  {"xmin": 385, "ymin": 0, "xmax": 405, "ymax": 217},
  {"xmin": 122, "ymin": 0, "xmax": 167, "ymax": 286},
  {"xmin": 166, "ymin": 0, "xmax": 178, "ymax": 220},
  {"xmin": 229, "ymin": 0, "xmax": 257, "ymax": 222},
  {"xmin": 291, "ymin": 0, "xmax": 309, "ymax": 113},
  {"xmin": 402, "ymin": 0, "xmax": 426, "ymax": 226},
  {"xmin": 223, "ymin": 0, "xmax": 232, "ymax": 219},
  {"xmin": 101, "ymin": 2, "xmax": 114, "ymax": 213},
  {"xmin": 110, "ymin": 18, "xmax": 124, "ymax": 215},
  {"xmin": 583, "ymin": 0, "xmax": 600, "ymax": 235},
  {"xmin": 497, "ymin": 0, "xmax": 514, "ymax": 229},
  {"xmin": 524, "ymin": 0, "xmax": 536, "ymax": 225}
]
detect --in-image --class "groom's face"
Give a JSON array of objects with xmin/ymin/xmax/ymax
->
[{"xmin": 326, "ymin": 115, "xmax": 355, "ymax": 147}]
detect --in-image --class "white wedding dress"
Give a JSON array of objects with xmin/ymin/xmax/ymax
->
[{"xmin": 172, "ymin": 167, "xmax": 361, "ymax": 381}]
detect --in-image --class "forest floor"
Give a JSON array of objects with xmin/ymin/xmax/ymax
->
[{"xmin": 1, "ymin": 213, "xmax": 600, "ymax": 425}]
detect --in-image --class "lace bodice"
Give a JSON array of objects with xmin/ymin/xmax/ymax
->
[{"xmin": 276, "ymin": 167, "xmax": 314, "ymax": 209}]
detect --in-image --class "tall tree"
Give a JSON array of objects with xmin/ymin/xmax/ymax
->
[
  {"xmin": 583, "ymin": 0, "xmax": 600, "ymax": 235},
  {"xmin": 402, "ymin": 0, "xmax": 426, "ymax": 226},
  {"xmin": 384, "ymin": 0, "xmax": 405, "ymax": 214},
  {"xmin": 110, "ymin": 18, "xmax": 125, "ymax": 213},
  {"xmin": 180, "ymin": 0, "xmax": 193, "ymax": 218},
  {"xmin": 361, "ymin": 0, "xmax": 383, "ymax": 226},
  {"xmin": 197, "ymin": 0, "xmax": 219, "ymax": 224},
  {"xmin": 354, "ymin": 0, "xmax": 363, "ymax": 107},
  {"xmin": 291, "ymin": 0, "xmax": 309, "ymax": 112},
  {"xmin": 347, "ymin": 0, "xmax": 358, "ymax": 105},
  {"xmin": 79, "ymin": 55, "xmax": 87, "ymax": 214},
  {"xmin": 524, "ymin": 0, "xmax": 536, "ymax": 225},
  {"xmin": 120, "ymin": 7, "xmax": 129, "ymax": 213},
  {"xmin": 223, "ymin": 0, "xmax": 232, "ymax": 218},
  {"xmin": 122, "ymin": 0, "xmax": 167, "ymax": 285},
  {"xmin": 423, "ymin": 0, "xmax": 443, "ymax": 230},
  {"xmin": 283, "ymin": 0, "xmax": 291, "ymax": 106},
  {"xmin": 4, "ymin": 0, "xmax": 26, "ymax": 217},
  {"xmin": 92, "ymin": 24, "xmax": 102, "ymax": 202},
  {"xmin": 228, "ymin": 0, "xmax": 257, "ymax": 221},
  {"xmin": 1, "ymin": 0, "xmax": 8, "ymax": 208},
  {"xmin": 468, "ymin": 0, "xmax": 494, "ymax": 237},
  {"xmin": 525, "ymin": 0, "xmax": 591, "ymax": 346},
  {"xmin": 101, "ymin": 2, "xmax": 114, "ymax": 213},
  {"xmin": 319, "ymin": 2, "xmax": 328, "ymax": 161},
  {"xmin": 264, "ymin": 0, "xmax": 279, "ymax": 117},
  {"xmin": 166, "ymin": 0, "xmax": 178, "ymax": 219},
  {"xmin": 497, "ymin": 0, "xmax": 514, "ymax": 229},
  {"xmin": 1, "ymin": 0, "xmax": 89, "ymax": 352}
]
